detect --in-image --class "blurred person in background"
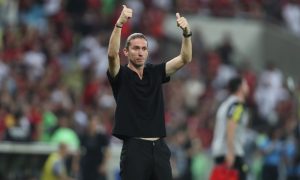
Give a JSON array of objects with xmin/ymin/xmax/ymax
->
[
  {"xmin": 254, "ymin": 62, "xmax": 286, "ymax": 127},
  {"xmin": 211, "ymin": 76, "xmax": 249, "ymax": 180},
  {"xmin": 50, "ymin": 111, "xmax": 81, "ymax": 179},
  {"xmin": 80, "ymin": 114, "xmax": 109, "ymax": 180},
  {"xmin": 258, "ymin": 126, "xmax": 283, "ymax": 180},
  {"xmin": 40, "ymin": 101, "xmax": 58, "ymax": 142},
  {"xmin": 282, "ymin": 0, "xmax": 300, "ymax": 37},
  {"xmin": 41, "ymin": 143, "xmax": 73, "ymax": 180},
  {"xmin": 168, "ymin": 127, "xmax": 189, "ymax": 180},
  {"xmin": 106, "ymin": 4, "xmax": 192, "ymax": 180},
  {"xmin": 4, "ymin": 106, "xmax": 31, "ymax": 142}
]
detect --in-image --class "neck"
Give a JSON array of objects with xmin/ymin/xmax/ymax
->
[
  {"xmin": 128, "ymin": 63, "xmax": 144, "ymax": 79},
  {"xmin": 58, "ymin": 151, "xmax": 66, "ymax": 158},
  {"xmin": 88, "ymin": 129, "xmax": 96, "ymax": 136},
  {"xmin": 234, "ymin": 92, "xmax": 245, "ymax": 102}
]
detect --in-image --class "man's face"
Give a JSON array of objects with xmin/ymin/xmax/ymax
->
[
  {"xmin": 241, "ymin": 80, "xmax": 249, "ymax": 97},
  {"xmin": 124, "ymin": 38, "xmax": 148, "ymax": 68},
  {"xmin": 59, "ymin": 143, "xmax": 70, "ymax": 157}
]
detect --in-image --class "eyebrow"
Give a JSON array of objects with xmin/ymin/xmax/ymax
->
[{"xmin": 132, "ymin": 45, "xmax": 147, "ymax": 49}]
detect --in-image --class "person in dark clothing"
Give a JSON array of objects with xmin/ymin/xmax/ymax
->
[
  {"xmin": 106, "ymin": 4, "xmax": 192, "ymax": 180},
  {"xmin": 80, "ymin": 115, "xmax": 109, "ymax": 180}
]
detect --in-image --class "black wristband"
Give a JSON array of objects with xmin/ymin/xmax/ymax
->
[
  {"xmin": 183, "ymin": 31, "xmax": 192, "ymax": 38},
  {"xmin": 115, "ymin": 24, "xmax": 123, "ymax": 28}
]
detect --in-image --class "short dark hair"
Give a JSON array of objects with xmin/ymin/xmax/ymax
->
[
  {"xmin": 125, "ymin": 33, "xmax": 148, "ymax": 49},
  {"xmin": 227, "ymin": 76, "xmax": 243, "ymax": 93}
]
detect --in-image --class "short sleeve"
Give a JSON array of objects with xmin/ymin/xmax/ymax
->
[
  {"xmin": 107, "ymin": 67, "xmax": 122, "ymax": 86},
  {"xmin": 106, "ymin": 67, "xmax": 123, "ymax": 101},
  {"xmin": 227, "ymin": 103, "xmax": 244, "ymax": 123},
  {"xmin": 156, "ymin": 63, "xmax": 170, "ymax": 83}
]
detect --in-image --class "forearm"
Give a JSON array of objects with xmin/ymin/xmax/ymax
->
[
  {"xmin": 226, "ymin": 137, "xmax": 235, "ymax": 156},
  {"xmin": 165, "ymin": 13, "xmax": 192, "ymax": 76},
  {"xmin": 108, "ymin": 26, "xmax": 122, "ymax": 59},
  {"xmin": 107, "ymin": 22, "xmax": 123, "ymax": 76},
  {"xmin": 226, "ymin": 121, "xmax": 236, "ymax": 157},
  {"xmin": 98, "ymin": 148, "xmax": 110, "ymax": 174},
  {"xmin": 107, "ymin": 5, "xmax": 132, "ymax": 76},
  {"xmin": 180, "ymin": 36, "xmax": 192, "ymax": 64}
]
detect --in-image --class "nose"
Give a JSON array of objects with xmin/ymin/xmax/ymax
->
[{"xmin": 138, "ymin": 50, "xmax": 143, "ymax": 56}]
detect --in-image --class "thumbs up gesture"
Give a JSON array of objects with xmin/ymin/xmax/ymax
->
[
  {"xmin": 176, "ymin": 13, "xmax": 191, "ymax": 35},
  {"xmin": 117, "ymin": 5, "xmax": 133, "ymax": 26}
]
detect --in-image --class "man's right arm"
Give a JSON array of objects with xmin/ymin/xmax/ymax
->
[
  {"xmin": 226, "ymin": 119, "xmax": 237, "ymax": 167},
  {"xmin": 107, "ymin": 5, "xmax": 132, "ymax": 77}
]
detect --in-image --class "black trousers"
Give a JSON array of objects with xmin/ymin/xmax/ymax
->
[
  {"xmin": 214, "ymin": 156, "xmax": 247, "ymax": 180},
  {"xmin": 120, "ymin": 138, "xmax": 172, "ymax": 180}
]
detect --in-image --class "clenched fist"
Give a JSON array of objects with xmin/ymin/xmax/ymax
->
[
  {"xmin": 116, "ymin": 5, "xmax": 133, "ymax": 26},
  {"xmin": 176, "ymin": 13, "xmax": 191, "ymax": 35}
]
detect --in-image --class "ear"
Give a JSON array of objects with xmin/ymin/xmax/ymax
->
[{"xmin": 123, "ymin": 48, "xmax": 128, "ymax": 57}]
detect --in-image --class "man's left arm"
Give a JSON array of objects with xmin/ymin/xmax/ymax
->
[
  {"xmin": 226, "ymin": 103, "xmax": 244, "ymax": 167},
  {"xmin": 98, "ymin": 147, "xmax": 110, "ymax": 175},
  {"xmin": 166, "ymin": 13, "xmax": 192, "ymax": 77}
]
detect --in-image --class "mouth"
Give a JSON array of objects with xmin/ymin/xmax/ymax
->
[{"xmin": 136, "ymin": 59, "xmax": 144, "ymax": 62}]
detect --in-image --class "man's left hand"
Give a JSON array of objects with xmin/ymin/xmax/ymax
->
[{"xmin": 176, "ymin": 13, "xmax": 191, "ymax": 34}]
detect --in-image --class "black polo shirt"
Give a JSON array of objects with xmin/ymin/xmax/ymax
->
[{"xmin": 107, "ymin": 63, "xmax": 170, "ymax": 139}]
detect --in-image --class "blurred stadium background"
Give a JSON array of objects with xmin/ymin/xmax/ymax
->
[{"xmin": 0, "ymin": 0, "xmax": 300, "ymax": 179}]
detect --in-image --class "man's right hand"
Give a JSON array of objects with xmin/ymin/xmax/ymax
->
[{"xmin": 116, "ymin": 5, "xmax": 132, "ymax": 27}]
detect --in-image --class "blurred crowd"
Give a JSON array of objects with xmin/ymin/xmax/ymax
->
[{"xmin": 0, "ymin": 0, "xmax": 300, "ymax": 179}]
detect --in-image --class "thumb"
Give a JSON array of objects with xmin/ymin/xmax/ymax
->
[
  {"xmin": 176, "ymin": 13, "xmax": 181, "ymax": 19},
  {"xmin": 122, "ymin": 5, "xmax": 127, "ymax": 9}
]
